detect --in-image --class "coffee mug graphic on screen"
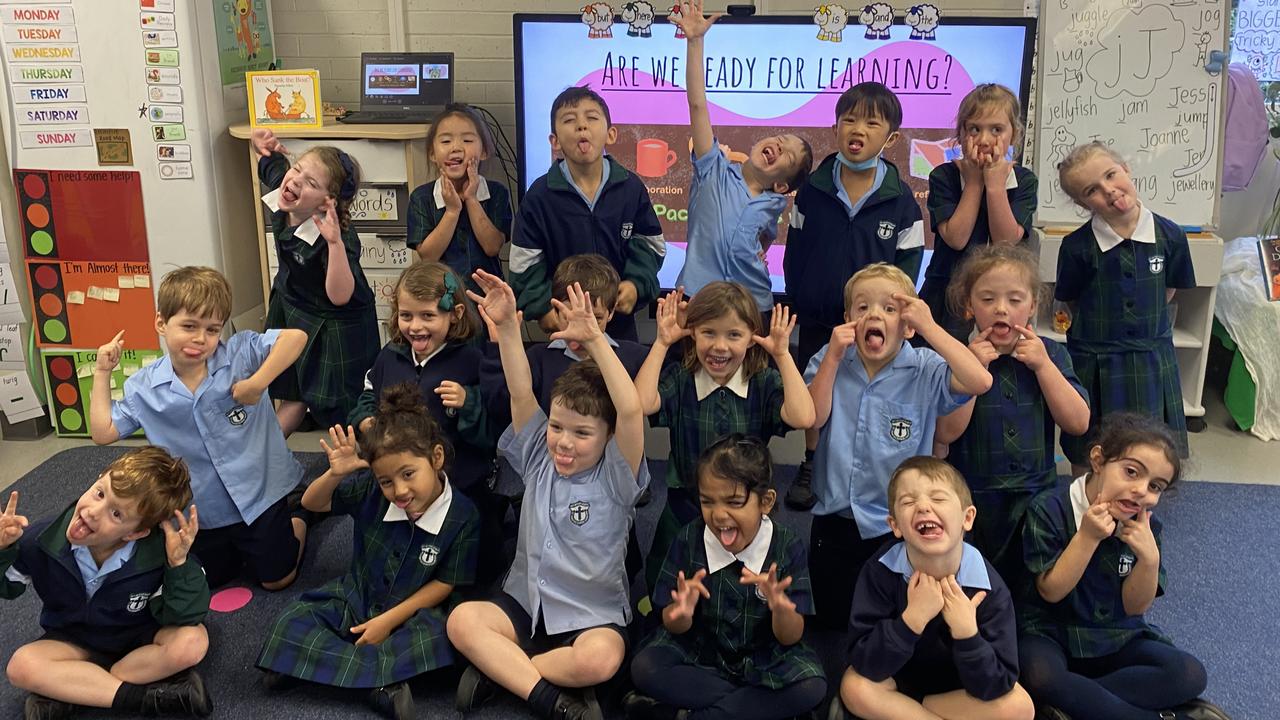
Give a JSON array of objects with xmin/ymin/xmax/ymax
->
[{"xmin": 636, "ymin": 138, "xmax": 678, "ymax": 177}]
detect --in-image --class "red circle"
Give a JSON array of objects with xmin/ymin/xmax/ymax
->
[
  {"xmin": 22, "ymin": 174, "xmax": 46, "ymax": 200},
  {"xmin": 34, "ymin": 265, "xmax": 58, "ymax": 289},
  {"xmin": 26, "ymin": 203, "xmax": 49, "ymax": 228},
  {"xmin": 55, "ymin": 382, "xmax": 78, "ymax": 407},
  {"xmin": 49, "ymin": 357, "xmax": 73, "ymax": 380},
  {"xmin": 39, "ymin": 293, "xmax": 62, "ymax": 317}
]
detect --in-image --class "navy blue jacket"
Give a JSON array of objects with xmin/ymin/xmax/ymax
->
[
  {"xmin": 784, "ymin": 155, "xmax": 924, "ymax": 329},
  {"xmin": 846, "ymin": 543, "xmax": 1020, "ymax": 701},
  {"xmin": 350, "ymin": 341, "xmax": 495, "ymax": 494},
  {"xmin": 509, "ymin": 160, "xmax": 665, "ymax": 340},
  {"xmin": 0, "ymin": 505, "xmax": 210, "ymax": 655}
]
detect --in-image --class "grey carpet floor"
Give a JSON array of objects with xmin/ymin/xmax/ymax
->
[{"xmin": 0, "ymin": 446, "xmax": 1271, "ymax": 719}]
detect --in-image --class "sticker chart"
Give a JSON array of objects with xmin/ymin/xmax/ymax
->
[{"xmin": 41, "ymin": 348, "xmax": 160, "ymax": 437}]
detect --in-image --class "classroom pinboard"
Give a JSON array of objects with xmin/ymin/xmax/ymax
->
[
  {"xmin": 1033, "ymin": 0, "xmax": 1230, "ymax": 228},
  {"xmin": 514, "ymin": 12, "xmax": 1036, "ymax": 293}
]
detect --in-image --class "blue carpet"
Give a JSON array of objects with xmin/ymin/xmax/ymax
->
[{"xmin": 0, "ymin": 447, "xmax": 1269, "ymax": 719}]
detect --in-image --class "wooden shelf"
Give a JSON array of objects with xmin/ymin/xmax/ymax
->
[{"xmin": 228, "ymin": 121, "xmax": 430, "ymax": 140}]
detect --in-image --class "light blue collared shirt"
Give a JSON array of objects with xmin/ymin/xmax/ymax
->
[
  {"xmin": 833, "ymin": 157, "xmax": 888, "ymax": 218},
  {"xmin": 499, "ymin": 406, "xmax": 649, "ymax": 635},
  {"xmin": 111, "ymin": 330, "xmax": 304, "ymax": 529},
  {"xmin": 805, "ymin": 341, "xmax": 970, "ymax": 537},
  {"xmin": 878, "ymin": 540, "xmax": 993, "ymax": 590},
  {"xmin": 545, "ymin": 334, "xmax": 619, "ymax": 361},
  {"xmin": 73, "ymin": 541, "xmax": 137, "ymax": 599},
  {"xmin": 559, "ymin": 158, "xmax": 610, "ymax": 210},
  {"xmin": 677, "ymin": 143, "xmax": 787, "ymax": 312}
]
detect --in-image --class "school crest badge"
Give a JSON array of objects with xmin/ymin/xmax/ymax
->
[
  {"xmin": 1117, "ymin": 550, "xmax": 1135, "ymax": 577},
  {"xmin": 877, "ymin": 220, "xmax": 896, "ymax": 240},
  {"xmin": 569, "ymin": 500, "xmax": 590, "ymax": 526},
  {"xmin": 293, "ymin": 250, "xmax": 306, "ymax": 265},
  {"xmin": 419, "ymin": 544, "xmax": 439, "ymax": 567},
  {"xmin": 1148, "ymin": 255, "xmax": 1165, "ymax": 274},
  {"xmin": 621, "ymin": 222, "xmax": 634, "ymax": 240},
  {"xmin": 226, "ymin": 405, "xmax": 247, "ymax": 426},
  {"xmin": 889, "ymin": 417, "xmax": 912, "ymax": 442},
  {"xmin": 126, "ymin": 592, "xmax": 150, "ymax": 613}
]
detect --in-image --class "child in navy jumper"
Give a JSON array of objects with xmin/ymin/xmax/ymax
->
[
  {"xmin": 350, "ymin": 261, "xmax": 500, "ymax": 584},
  {"xmin": 1, "ymin": 447, "xmax": 212, "ymax": 718},
  {"xmin": 781, "ymin": 82, "xmax": 924, "ymax": 511},
  {"xmin": 838, "ymin": 456, "xmax": 1034, "ymax": 720},
  {"xmin": 672, "ymin": 0, "xmax": 813, "ymax": 315},
  {"xmin": 509, "ymin": 86, "xmax": 666, "ymax": 342}
]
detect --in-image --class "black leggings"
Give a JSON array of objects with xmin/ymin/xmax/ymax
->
[
  {"xmin": 631, "ymin": 645, "xmax": 826, "ymax": 720},
  {"xmin": 1018, "ymin": 635, "xmax": 1207, "ymax": 719}
]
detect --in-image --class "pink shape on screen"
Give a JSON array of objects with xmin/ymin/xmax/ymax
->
[
  {"xmin": 576, "ymin": 41, "xmax": 974, "ymax": 129},
  {"xmin": 210, "ymin": 587, "xmax": 253, "ymax": 613}
]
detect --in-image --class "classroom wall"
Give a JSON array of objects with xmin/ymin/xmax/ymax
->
[{"xmin": 270, "ymin": 0, "xmax": 1029, "ymax": 151}]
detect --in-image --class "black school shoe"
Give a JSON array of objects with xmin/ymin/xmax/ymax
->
[
  {"xmin": 140, "ymin": 669, "xmax": 213, "ymax": 717},
  {"xmin": 1035, "ymin": 705, "xmax": 1072, "ymax": 720},
  {"xmin": 1164, "ymin": 699, "xmax": 1233, "ymax": 720},
  {"xmin": 784, "ymin": 459, "xmax": 817, "ymax": 511},
  {"xmin": 553, "ymin": 689, "xmax": 604, "ymax": 720},
  {"xmin": 368, "ymin": 682, "xmax": 415, "ymax": 720},
  {"xmin": 23, "ymin": 694, "xmax": 74, "ymax": 720},
  {"xmin": 622, "ymin": 691, "xmax": 685, "ymax": 720},
  {"xmin": 456, "ymin": 665, "xmax": 498, "ymax": 713}
]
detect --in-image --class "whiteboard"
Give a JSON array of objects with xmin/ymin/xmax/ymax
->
[{"xmin": 1034, "ymin": 0, "xmax": 1229, "ymax": 228}]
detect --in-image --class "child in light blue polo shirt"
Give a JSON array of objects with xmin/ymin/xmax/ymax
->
[
  {"xmin": 447, "ymin": 270, "xmax": 648, "ymax": 720},
  {"xmin": 672, "ymin": 0, "xmax": 813, "ymax": 315},
  {"xmin": 89, "ymin": 266, "xmax": 309, "ymax": 591},
  {"xmin": 803, "ymin": 263, "xmax": 992, "ymax": 628}
]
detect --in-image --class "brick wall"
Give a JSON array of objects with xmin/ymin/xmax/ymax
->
[{"xmin": 270, "ymin": 0, "xmax": 391, "ymax": 110}]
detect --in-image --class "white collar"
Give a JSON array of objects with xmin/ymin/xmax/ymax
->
[
  {"xmin": 413, "ymin": 342, "xmax": 448, "ymax": 367},
  {"xmin": 546, "ymin": 334, "xmax": 619, "ymax": 361},
  {"xmin": 703, "ymin": 515, "xmax": 774, "ymax": 574},
  {"xmin": 958, "ymin": 166, "xmax": 1018, "ymax": 192},
  {"xmin": 433, "ymin": 175, "xmax": 491, "ymax": 209},
  {"xmin": 694, "ymin": 365, "xmax": 749, "ymax": 401},
  {"xmin": 382, "ymin": 475, "xmax": 453, "ymax": 534},
  {"xmin": 1092, "ymin": 205, "xmax": 1155, "ymax": 253},
  {"xmin": 261, "ymin": 187, "xmax": 321, "ymax": 245},
  {"xmin": 1068, "ymin": 474, "xmax": 1090, "ymax": 532}
]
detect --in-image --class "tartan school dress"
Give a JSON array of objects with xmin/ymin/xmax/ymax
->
[
  {"xmin": 1054, "ymin": 209, "xmax": 1194, "ymax": 464},
  {"xmin": 947, "ymin": 340, "xmax": 1087, "ymax": 587},
  {"xmin": 257, "ymin": 474, "xmax": 480, "ymax": 688},
  {"xmin": 259, "ymin": 153, "xmax": 381, "ymax": 428},
  {"xmin": 644, "ymin": 364, "xmax": 793, "ymax": 588},
  {"xmin": 644, "ymin": 517, "xmax": 824, "ymax": 690},
  {"xmin": 1020, "ymin": 477, "xmax": 1171, "ymax": 658}
]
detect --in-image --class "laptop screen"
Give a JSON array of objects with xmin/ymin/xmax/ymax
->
[{"xmin": 360, "ymin": 52, "xmax": 454, "ymax": 110}]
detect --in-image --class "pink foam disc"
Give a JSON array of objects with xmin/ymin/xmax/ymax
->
[{"xmin": 209, "ymin": 586, "xmax": 253, "ymax": 613}]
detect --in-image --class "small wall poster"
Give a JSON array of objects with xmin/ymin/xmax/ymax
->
[{"xmin": 214, "ymin": 0, "xmax": 275, "ymax": 87}]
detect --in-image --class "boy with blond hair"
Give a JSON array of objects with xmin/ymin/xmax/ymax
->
[
  {"xmin": 1, "ymin": 447, "xmax": 213, "ymax": 718},
  {"xmin": 804, "ymin": 263, "xmax": 991, "ymax": 628},
  {"xmin": 89, "ymin": 266, "xmax": 309, "ymax": 590}
]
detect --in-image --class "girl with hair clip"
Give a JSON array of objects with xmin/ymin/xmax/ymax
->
[
  {"xmin": 626, "ymin": 434, "xmax": 827, "ymax": 720},
  {"xmin": 407, "ymin": 103, "xmax": 512, "ymax": 297},
  {"xmin": 252, "ymin": 128, "xmax": 381, "ymax": 434},
  {"xmin": 257, "ymin": 384, "xmax": 481, "ymax": 720},
  {"xmin": 349, "ymin": 261, "xmax": 503, "ymax": 585},
  {"xmin": 1018, "ymin": 412, "xmax": 1228, "ymax": 720},
  {"xmin": 919, "ymin": 83, "xmax": 1039, "ymax": 342},
  {"xmin": 636, "ymin": 281, "xmax": 815, "ymax": 590}
]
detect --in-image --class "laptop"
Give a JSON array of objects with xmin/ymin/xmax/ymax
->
[{"xmin": 337, "ymin": 52, "xmax": 454, "ymax": 124}]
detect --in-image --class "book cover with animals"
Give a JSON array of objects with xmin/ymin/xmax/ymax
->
[
  {"xmin": 247, "ymin": 70, "xmax": 321, "ymax": 129},
  {"xmin": 1258, "ymin": 237, "xmax": 1280, "ymax": 301}
]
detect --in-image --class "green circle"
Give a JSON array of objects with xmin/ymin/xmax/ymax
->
[
  {"xmin": 59, "ymin": 408, "xmax": 84, "ymax": 431},
  {"xmin": 30, "ymin": 230, "xmax": 53, "ymax": 255},
  {"xmin": 42, "ymin": 318, "xmax": 67, "ymax": 342}
]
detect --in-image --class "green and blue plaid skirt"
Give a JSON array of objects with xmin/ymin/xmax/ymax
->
[{"xmin": 265, "ymin": 298, "xmax": 380, "ymax": 427}]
